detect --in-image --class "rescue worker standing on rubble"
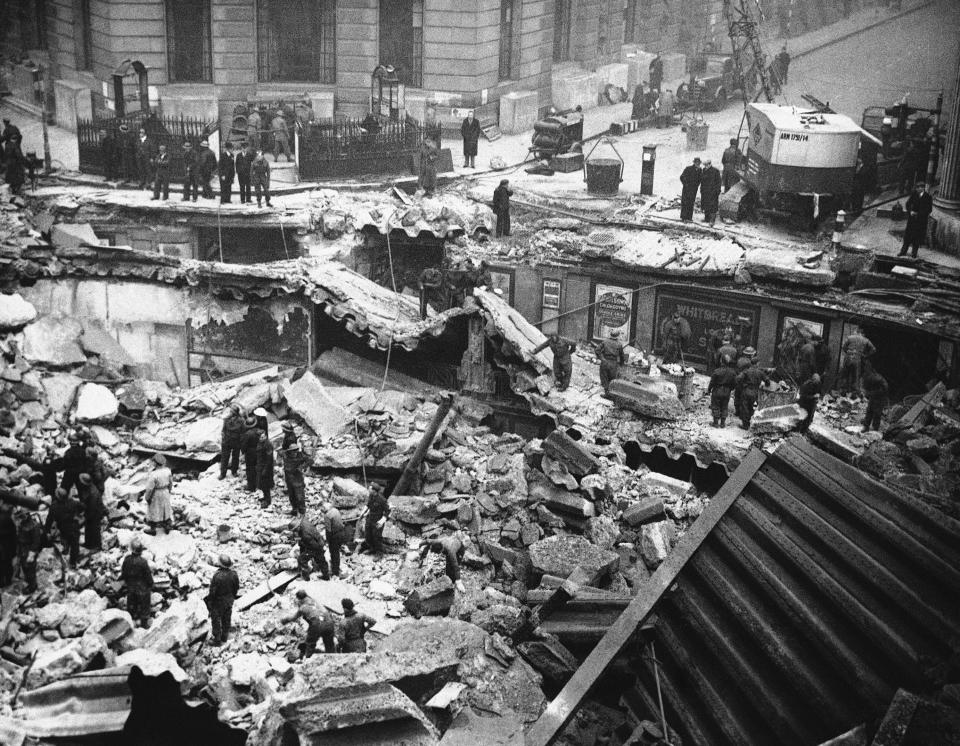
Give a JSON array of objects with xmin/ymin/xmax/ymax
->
[
  {"xmin": 532, "ymin": 333, "xmax": 577, "ymax": 392},
  {"xmin": 0, "ymin": 504, "xmax": 17, "ymax": 587},
  {"xmin": 797, "ymin": 373, "xmax": 821, "ymax": 432},
  {"xmin": 734, "ymin": 346, "xmax": 756, "ymax": 420},
  {"xmin": 340, "ymin": 598, "xmax": 376, "ymax": 652},
  {"xmin": 736, "ymin": 358, "xmax": 770, "ymax": 430},
  {"xmin": 296, "ymin": 515, "xmax": 330, "ymax": 581},
  {"xmin": 839, "ymin": 328, "xmax": 876, "ymax": 396},
  {"xmin": 323, "ymin": 501, "xmax": 346, "ymax": 578},
  {"xmin": 707, "ymin": 357, "xmax": 737, "ymax": 428},
  {"xmin": 281, "ymin": 423, "xmax": 307, "ymax": 516},
  {"xmin": 18, "ymin": 512, "xmax": 42, "ymax": 592},
  {"xmin": 255, "ymin": 430, "xmax": 274, "ymax": 509},
  {"xmin": 251, "ymin": 148, "xmax": 272, "ymax": 208},
  {"xmin": 597, "ymin": 330, "xmax": 625, "ymax": 395},
  {"xmin": 78, "ymin": 473, "xmax": 105, "ymax": 552},
  {"xmin": 282, "ymin": 589, "xmax": 336, "ymax": 657},
  {"xmin": 797, "ymin": 334, "xmax": 821, "ymax": 384},
  {"xmin": 143, "ymin": 453, "xmax": 173, "ymax": 535},
  {"xmin": 61, "ymin": 431, "xmax": 87, "ymax": 495},
  {"xmin": 661, "ymin": 311, "xmax": 692, "ymax": 364},
  {"xmin": 363, "ymin": 483, "xmax": 389, "ymax": 555},
  {"xmin": 493, "ymin": 179, "xmax": 513, "ymax": 237},
  {"xmin": 424, "ymin": 534, "xmax": 466, "ymax": 591},
  {"xmin": 220, "ymin": 403, "xmax": 245, "ymax": 480},
  {"xmin": 45, "ymin": 487, "xmax": 81, "ymax": 568},
  {"xmin": 862, "ymin": 369, "xmax": 889, "ymax": 432},
  {"xmin": 418, "ymin": 266, "xmax": 444, "ymax": 320},
  {"xmin": 240, "ymin": 415, "xmax": 260, "ymax": 493},
  {"xmin": 679, "ymin": 158, "xmax": 701, "ymax": 221},
  {"xmin": 121, "ymin": 538, "xmax": 153, "ymax": 628},
  {"xmin": 207, "ymin": 554, "xmax": 240, "ymax": 645}
]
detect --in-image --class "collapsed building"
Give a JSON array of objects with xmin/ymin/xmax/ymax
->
[{"xmin": 0, "ymin": 168, "xmax": 956, "ymax": 746}]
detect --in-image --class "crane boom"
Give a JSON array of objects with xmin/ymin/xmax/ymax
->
[{"xmin": 723, "ymin": 0, "xmax": 776, "ymax": 104}]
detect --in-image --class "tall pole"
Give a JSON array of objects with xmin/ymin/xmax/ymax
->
[
  {"xmin": 933, "ymin": 43, "xmax": 960, "ymax": 212},
  {"xmin": 39, "ymin": 63, "xmax": 52, "ymax": 175}
]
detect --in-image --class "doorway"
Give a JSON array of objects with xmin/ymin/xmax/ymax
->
[
  {"xmin": 379, "ymin": 0, "xmax": 423, "ymax": 87},
  {"xmin": 856, "ymin": 321, "xmax": 942, "ymax": 400}
]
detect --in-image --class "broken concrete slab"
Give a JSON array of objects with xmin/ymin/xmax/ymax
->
[
  {"xmin": 529, "ymin": 535, "xmax": 619, "ymax": 580},
  {"xmin": 640, "ymin": 520, "xmax": 677, "ymax": 570},
  {"xmin": 181, "ymin": 417, "xmax": 225, "ymax": 453},
  {"xmin": 51, "ymin": 222, "xmax": 100, "ymax": 249},
  {"xmin": 281, "ymin": 371, "xmax": 351, "ymax": 440},
  {"xmin": 750, "ymin": 404, "xmax": 805, "ymax": 434},
  {"xmin": 623, "ymin": 497, "xmax": 666, "ymax": 526},
  {"xmin": 404, "ymin": 575, "xmax": 455, "ymax": 617},
  {"xmin": 543, "ymin": 430, "xmax": 600, "ymax": 477},
  {"xmin": 0, "ymin": 293, "xmax": 37, "ymax": 330},
  {"xmin": 438, "ymin": 707, "xmax": 525, "ymax": 746},
  {"xmin": 806, "ymin": 423, "xmax": 862, "ymax": 462},
  {"xmin": 608, "ymin": 378, "xmax": 684, "ymax": 421},
  {"xmin": 641, "ymin": 472, "xmax": 693, "ymax": 500},
  {"xmin": 79, "ymin": 321, "xmax": 136, "ymax": 367},
  {"xmin": 253, "ymin": 682, "xmax": 439, "ymax": 746},
  {"xmin": 74, "ymin": 382, "xmax": 119, "ymax": 423},
  {"xmin": 22, "ymin": 316, "xmax": 86, "ymax": 367},
  {"xmin": 541, "ymin": 454, "xmax": 580, "ymax": 490},
  {"xmin": 139, "ymin": 595, "xmax": 210, "ymax": 657},
  {"xmin": 389, "ymin": 494, "xmax": 440, "ymax": 525},
  {"xmin": 518, "ymin": 636, "xmax": 579, "ymax": 685}
]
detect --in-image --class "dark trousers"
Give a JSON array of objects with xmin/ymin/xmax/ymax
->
[
  {"xmin": 342, "ymin": 636, "xmax": 367, "ymax": 653},
  {"xmin": 662, "ymin": 339, "xmax": 683, "ymax": 364},
  {"xmin": 0, "ymin": 547, "xmax": 14, "ymax": 586},
  {"xmin": 200, "ymin": 173, "xmax": 214, "ymax": 199},
  {"xmin": 798, "ymin": 397, "xmax": 817, "ymax": 432},
  {"xmin": 84, "ymin": 515, "xmax": 102, "ymax": 550},
  {"xmin": 680, "ymin": 190, "xmax": 697, "ymax": 220},
  {"xmin": 710, "ymin": 391, "xmax": 731, "ymax": 424},
  {"xmin": 128, "ymin": 588, "xmax": 151, "ymax": 626},
  {"xmin": 722, "ymin": 168, "xmax": 738, "ymax": 192},
  {"xmin": 495, "ymin": 209, "xmax": 510, "ymax": 237},
  {"xmin": 364, "ymin": 513, "xmax": 383, "ymax": 554},
  {"xmin": 838, "ymin": 357, "xmax": 863, "ymax": 394},
  {"xmin": 304, "ymin": 621, "xmax": 336, "ymax": 657},
  {"xmin": 863, "ymin": 398, "xmax": 885, "ymax": 431},
  {"xmin": 298, "ymin": 544, "xmax": 329, "ymax": 579},
  {"xmin": 253, "ymin": 179, "xmax": 270, "ymax": 206},
  {"xmin": 20, "ymin": 556, "xmax": 37, "ymax": 591},
  {"xmin": 220, "ymin": 177, "xmax": 233, "ymax": 203},
  {"xmin": 183, "ymin": 173, "xmax": 199, "ymax": 200},
  {"xmin": 899, "ymin": 218, "xmax": 927, "ymax": 257},
  {"xmin": 56, "ymin": 526, "xmax": 80, "ymax": 566},
  {"xmin": 153, "ymin": 173, "xmax": 169, "ymax": 199},
  {"xmin": 260, "ymin": 487, "xmax": 271, "ymax": 507},
  {"xmin": 137, "ymin": 158, "xmax": 151, "ymax": 189},
  {"xmin": 554, "ymin": 359, "xmax": 572, "ymax": 391},
  {"xmin": 600, "ymin": 360, "xmax": 619, "ymax": 393},
  {"xmin": 739, "ymin": 390, "xmax": 758, "ymax": 427},
  {"xmin": 327, "ymin": 530, "xmax": 342, "ymax": 576},
  {"xmin": 285, "ymin": 472, "xmax": 305, "ymax": 514},
  {"xmin": 209, "ymin": 599, "xmax": 233, "ymax": 642},
  {"xmin": 273, "ymin": 135, "xmax": 291, "ymax": 162},
  {"xmin": 238, "ymin": 176, "xmax": 251, "ymax": 203},
  {"xmin": 220, "ymin": 442, "xmax": 241, "ymax": 477},
  {"xmin": 243, "ymin": 450, "xmax": 258, "ymax": 490}
]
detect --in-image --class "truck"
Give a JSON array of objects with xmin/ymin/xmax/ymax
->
[{"xmin": 720, "ymin": 102, "xmax": 864, "ymax": 227}]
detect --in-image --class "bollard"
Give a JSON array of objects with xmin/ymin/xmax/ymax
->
[{"xmin": 832, "ymin": 210, "xmax": 846, "ymax": 251}]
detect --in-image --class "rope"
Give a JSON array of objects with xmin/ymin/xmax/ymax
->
[{"xmin": 377, "ymin": 219, "xmax": 402, "ymax": 400}]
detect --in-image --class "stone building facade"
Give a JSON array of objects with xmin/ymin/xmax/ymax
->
[{"xmin": 2, "ymin": 0, "xmax": 852, "ymax": 133}]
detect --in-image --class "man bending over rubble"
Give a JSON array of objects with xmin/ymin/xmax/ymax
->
[
  {"xmin": 339, "ymin": 597, "xmax": 376, "ymax": 653},
  {"xmin": 423, "ymin": 535, "xmax": 466, "ymax": 591},
  {"xmin": 295, "ymin": 516, "xmax": 330, "ymax": 581},
  {"xmin": 281, "ymin": 589, "xmax": 336, "ymax": 657}
]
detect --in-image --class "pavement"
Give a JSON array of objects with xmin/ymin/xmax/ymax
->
[{"xmin": 2, "ymin": 0, "xmax": 954, "ymax": 262}]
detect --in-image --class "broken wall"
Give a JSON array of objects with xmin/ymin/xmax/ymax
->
[{"xmin": 19, "ymin": 277, "xmax": 311, "ymax": 388}]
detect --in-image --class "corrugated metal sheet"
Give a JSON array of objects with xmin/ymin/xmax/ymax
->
[
  {"xmin": 529, "ymin": 436, "xmax": 960, "ymax": 746},
  {"xmin": 12, "ymin": 667, "xmax": 133, "ymax": 737}
]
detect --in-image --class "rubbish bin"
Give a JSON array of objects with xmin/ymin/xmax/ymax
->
[
  {"xmin": 583, "ymin": 138, "xmax": 624, "ymax": 196},
  {"xmin": 687, "ymin": 121, "xmax": 709, "ymax": 151}
]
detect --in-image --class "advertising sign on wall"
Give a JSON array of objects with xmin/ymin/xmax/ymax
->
[
  {"xmin": 654, "ymin": 290, "xmax": 760, "ymax": 367},
  {"xmin": 592, "ymin": 283, "xmax": 634, "ymax": 341}
]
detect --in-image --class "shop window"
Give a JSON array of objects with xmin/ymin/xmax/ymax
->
[
  {"xmin": 541, "ymin": 279, "xmax": 561, "ymax": 335},
  {"xmin": 553, "ymin": 0, "xmax": 572, "ymax": 62},
  {"xmin": 379, "ymin": 0, "xmax": 423, "ymax": 88},
  {"xmin": 166, "ymin": 0, "xmax": 212, "ymax": 82},
  {"xmin": 75, "ymin": 0, "xmax": 93, "ymax": 71},
  {"xmin": 257, "ymin": 0, "xmax": 336, "ymax": 84},
  {"xmin": 499, "ymin": 0, "xmax": 515, "ymax": 81}
]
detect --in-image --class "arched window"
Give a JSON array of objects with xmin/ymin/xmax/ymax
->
[
  {"xmin": 257, "ymin": 0, "xmax": 336, "ymax": 84},
  {"xmin": 165, "ymin": 0, "xmax": 212, "ymax": 82}
]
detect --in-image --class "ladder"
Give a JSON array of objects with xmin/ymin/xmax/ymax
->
[{"xmin": 722, "ymin": 0, "xmax": 776, "ymax": 104}]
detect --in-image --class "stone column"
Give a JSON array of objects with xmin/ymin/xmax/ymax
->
[{"xmin": 933, "ymin": 45, "xmax": 960, "ymax": 212}]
